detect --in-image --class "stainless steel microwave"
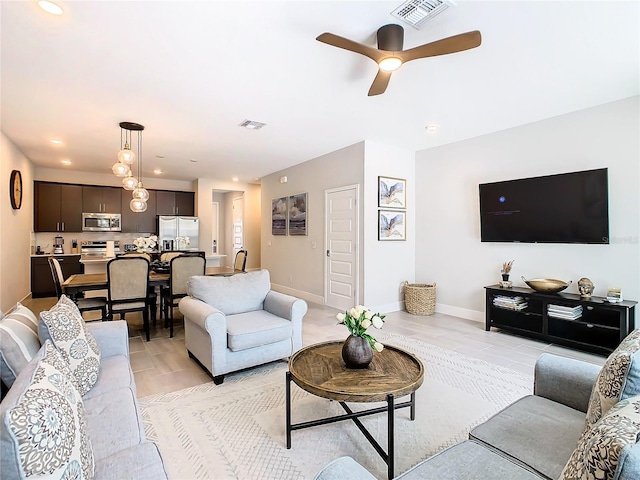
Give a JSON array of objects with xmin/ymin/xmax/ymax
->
[{"xmin": 82, "ymin": 213, "xmax": 121, "ymax": 232}]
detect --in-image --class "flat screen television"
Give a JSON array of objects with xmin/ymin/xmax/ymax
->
[{"xmin": 479, "ymin": 168, "xmax": 609, "ymax": 244}]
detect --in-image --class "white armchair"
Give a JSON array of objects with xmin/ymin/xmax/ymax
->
[{"xmin": 179, "ymin": 269, "xmax": 307, "ymax": 384}]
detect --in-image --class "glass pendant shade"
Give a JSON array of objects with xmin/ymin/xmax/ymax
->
[
  {"xmin": 130, "ymin": 198, "xmax": 147, "ymax": 213},
  {"xmin": 112, "ymin": 162, "xmax": 130, "ymax": 177},
  {"xmin": 122, "ymin": 174, "xmax": 138, "ymax": 190},
  {"xmin": 118, "ymin": 145, "xmax": 136, "ymax": 165},
  {"xmin": 132, "ymin": 183, "xmax": 150, "ymax": 202}
]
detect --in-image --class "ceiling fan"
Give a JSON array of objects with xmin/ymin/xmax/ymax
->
[{"xmin": 316, "ymin": 24, "xmax": 481, "ymax": 96}]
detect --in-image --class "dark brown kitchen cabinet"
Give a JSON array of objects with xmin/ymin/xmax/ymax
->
[
  {"xmin": 31, "ymin": 255, "xmax": 83, "ymax": 298},
  {"xmin": 34, "ymin": 182, "xmax": 83, "ymax": 232},
  {"xmin": 82, "ymin": 186, "xmax": 121, "ymax": 213},
  {"xmin": 156, "ymin": 190, "xmax": 194, "ymax": 216},
  {"xmin": 121, "ymin": 189, "xmax": 157, "ymax": 233}
]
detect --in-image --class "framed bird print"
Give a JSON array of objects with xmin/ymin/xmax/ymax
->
[
  {"xmin": 379, "ymin": 210, "xmax": 406, "ymax": 241},
  {"xmin": 378, "ymin": 176, "xmax": 406, "ymax": 208}
]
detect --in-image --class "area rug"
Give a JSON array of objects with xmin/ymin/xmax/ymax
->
[{"xmin": 139, "ymin": 333, "xmax": 533, "ymax": 480}]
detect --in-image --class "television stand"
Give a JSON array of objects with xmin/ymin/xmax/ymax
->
[{"xmin": 485, "ymin": 285, "xmax": 637, "ymax": 355}]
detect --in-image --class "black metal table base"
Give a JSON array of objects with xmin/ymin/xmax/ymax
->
[{"xmin": 285, "ymin": 371, "xmax": 417, "ymax": 480}]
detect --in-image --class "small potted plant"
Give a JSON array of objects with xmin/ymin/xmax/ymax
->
[{"xmin": 501, "ymin": 260, "xmax": 514, "ymax": 281}]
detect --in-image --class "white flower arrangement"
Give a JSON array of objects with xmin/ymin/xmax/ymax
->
[
  {"xmin": 337, "ymin": 305, "xmax": 386, "ymax": 352},
  {"xmin": 175, "ymin": 236, "xmax": 190, "ymax": 249},
  {"xmin": 133, "ymin": 235, "xmax": 157, "ymax": 251}
]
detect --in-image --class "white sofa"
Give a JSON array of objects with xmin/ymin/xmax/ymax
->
[{"xmin": 179, "ymin": 269, "xmax": 307, "ymax": 384}]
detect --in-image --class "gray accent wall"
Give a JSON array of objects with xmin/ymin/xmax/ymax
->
[{"xmin": 261, "ymin": 140, "xmax": 416, "ymax": 312}]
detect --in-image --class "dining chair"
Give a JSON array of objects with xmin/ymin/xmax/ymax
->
[
  {"xmin": 107, "ymin": 256, "xmax": 152, "ymax": 341},
  {"xmin": 233, "ymin": 249, "xmax": 247, "ymax": 272},
  {"xmin": 122, "ymin": 252, "xmax": 158, "ymax": 324},
  {"xmin": 48, "ymin": 257, "xmax": 107, "ymax": 320},
  {"xmin": 161, "ymin": 254, "xmax": 206, "ymax": 337},
  {"xmin": 160, "ymin": 251, "xmax": 181, "ymax": 262}
]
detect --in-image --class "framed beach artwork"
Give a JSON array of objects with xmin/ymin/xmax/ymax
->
[
  {"xmin": 378, "ymin": 176, "xmax": 406, "ymax": 208},
  {"xmin": 288, "ymin": 193, "xmax": 308, "ymax": 236},
  {"xmin": 378, "ymin": 210, "xmax": 406, "ymax": 241},
  {"xmin": 271, "ymin": 197, "xmax": 287, "ymax": 235}
]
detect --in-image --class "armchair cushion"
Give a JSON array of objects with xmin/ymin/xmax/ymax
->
[
  {"xmin": 226, "ymin": 310, "xmax": 294, "ymax": 352},
  {"xmin": 188, "ymin": 270, "xmax": 271, "ymax": 315},
  {"xmin": 0, "ymin": 303, "xmax": 40, "ymax": 388}
]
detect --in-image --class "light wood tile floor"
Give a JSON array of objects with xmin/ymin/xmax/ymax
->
[{"xmin": 23, "ymin": 297, "xmax": 606, "ymax": 398}]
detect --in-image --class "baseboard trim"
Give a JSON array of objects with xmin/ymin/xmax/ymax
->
[
  {"xmin": 435, "ymin": 303, "xmax": 484, "ymax": 323},
  {"xmin": 270, "ymin": 284, "xmax": 324, "ymax": 305}
]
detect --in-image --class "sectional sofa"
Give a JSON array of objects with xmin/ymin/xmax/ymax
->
[
  {"xmin": 0, "ymin": 301, "xmax": 167, "ymax": 479},
  {"xmin": 315, "ymin": 332, "xmax": 640, "ymax": 480}
]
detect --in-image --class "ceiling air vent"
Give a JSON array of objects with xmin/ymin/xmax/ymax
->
[
  {"xmin": 391, "ymin": 0, "xmax": 456, "ymax": 30},
  {"xmin": 239, "ymin": 119, "xmax": 266, "ymax": 130}
]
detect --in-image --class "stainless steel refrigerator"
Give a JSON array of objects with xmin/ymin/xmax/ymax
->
[{"xmin": 158, "ymin": 216, "xmax": 199, "ymax": 250}]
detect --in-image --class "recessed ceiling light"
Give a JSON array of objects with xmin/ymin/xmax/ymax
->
[
  {"xmin": 239, "ymin": 119, "xmax": 266, "ymax": 130},
  {"xmin": 38, "ymin": 0, "xmax": 64, "ymax": 15},
  {"xmin": 425, "ymin": 124, "xmax": 440, "ymax": 132},
  {"xmin": 156, "ymin": 155, "xmax": 165, "ymax": 159},
  {"xmin": 50, "ymin": 139, "xmax": 63, "ymax": 145},
  {"xmin": 153, "ymin": 169, "xmax": 162, "ymax": 175},
  {"xmin": 189, "ymin": 159, "xmax": 198, "ymax": 163},
  {"xmin": 252, "ymin": 177, "xmax": 260, "ymax": 182},
  {"xmin": 61, "ymin": 159, "xmax": 71, "ymax": 166},
  {"xmin": 232, "ymin": 177, "xmax": 239, "ymax": 182}
]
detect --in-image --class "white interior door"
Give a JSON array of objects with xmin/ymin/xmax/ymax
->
[
  {"xmin": 325, "ymin": 185, "xmax": 359, "ymax": 311},
  {"xmin": 232, "ymin": 196, "xmax": 244, "ymax": 260},
  {"xmin": 211, "ymin": 202, "xmax": 219, "ymax": 254}
]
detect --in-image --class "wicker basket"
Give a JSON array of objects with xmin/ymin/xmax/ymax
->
[{"xmin": 404, "ymin": 281, "xmax": 436, "ymax": 315}]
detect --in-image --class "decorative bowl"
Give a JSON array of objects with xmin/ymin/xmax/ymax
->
[{"xmin": 521, "ymin": 277, "xmax": 572, "ymax": 294}]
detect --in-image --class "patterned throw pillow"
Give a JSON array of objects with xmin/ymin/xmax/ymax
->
[
  {"xmin": 559, "ymin": 395, "xmax": 640, "ymax": 480},
  {"xmin": 6, "ymin": 341, "xmax": 95, "ymax": 479},
  {"xmin": 0, "ymin": 303, "xmax": 40, "ymax": 388},
  {"xmin": 585, "ymin": 329, "xmax": 640, "ymax": 431},
  {"xmin": 39, "ymin": 295, "xmax": 101, "ymax": 396}
]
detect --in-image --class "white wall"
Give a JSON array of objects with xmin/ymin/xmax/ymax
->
[
  {"xmin": 261, "ymin": 142, "xmax": 365, "ymax": 303},
  {"xmin": 415, "ymin": 97, "xmax": 640, "ymax": 321},
  {"xmin": 1, "ymin": 132, "xmax": 35, "ymax": 311},
  {"xmin": 363, "ymin": 140, "xmax": 416, "ymax": 312}
]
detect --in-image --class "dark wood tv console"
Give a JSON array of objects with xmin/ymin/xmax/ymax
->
[{"xmin": 485, "ymin": 285, "xmax": 637, "ymax": 355}]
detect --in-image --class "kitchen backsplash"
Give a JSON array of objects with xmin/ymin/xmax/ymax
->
[{"xmin": 33, "ymin": 231, "xmax": 156, "ymax": 255}]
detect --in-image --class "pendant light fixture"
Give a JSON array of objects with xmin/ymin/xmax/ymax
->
[{"xmin": 115, "ymin": 122, "xmax": 148, "ymax": 213}]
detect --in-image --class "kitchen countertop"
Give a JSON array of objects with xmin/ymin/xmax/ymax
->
[{"xmin": 31, "ymin": 253, "xmax": 81, "ymax": 257}]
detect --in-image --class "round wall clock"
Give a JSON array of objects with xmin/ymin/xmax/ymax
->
[{"xmin": 10, "ymin": 169, "xmax": 22, "ymax": 210}]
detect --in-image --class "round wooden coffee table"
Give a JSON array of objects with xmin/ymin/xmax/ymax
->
[{"xmin": 286, "ymin": 340, "xmax": 424, "ymax": 479}]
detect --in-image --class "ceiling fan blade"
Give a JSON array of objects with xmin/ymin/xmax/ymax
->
[
  {"xmin": 398, "ymin": 31, "xmax": 482, "ymax": 63},
  {"xmin": 368, "ymin": 70, "xmax": 392, "ymax": 96},
  {"xmin": 316, "ymin": 33, "xmax": 385, "ymax": 63}
]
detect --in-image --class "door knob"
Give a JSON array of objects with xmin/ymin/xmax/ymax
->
[{"xmin": 326, "ymin": 250, "xmax": 330, "ymax": 257}]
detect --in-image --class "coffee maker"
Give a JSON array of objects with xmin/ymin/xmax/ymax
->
[
  {"xmin": 53, "ymin": 235, "xmax": 64, "ymax": 254},
  {"xmin": 162, "ymin": 239, "xmax": 174, "ymax": 251}
]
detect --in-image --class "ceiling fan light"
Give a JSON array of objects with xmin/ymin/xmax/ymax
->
[
  {"xmin": 118, "ymin": 145, "xmax": 136, "ymax": 164},
  {"xmin": 122, "ymin": 174, "xmax": 138, "ymax": 190},
  {"xmin": 378, "ymin": 57, "xmax": 403, "ymax": 72},
  {"xmin": 112, "ymin": 162, "xmax": 130, "ymax": 177},
  {"xmin": 130, "ymin": 198, "xmax": 148, "ymax": 213},
  {"xmin": 132, "ymin": 183, "xmax": 150, "ymax": 202}
]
